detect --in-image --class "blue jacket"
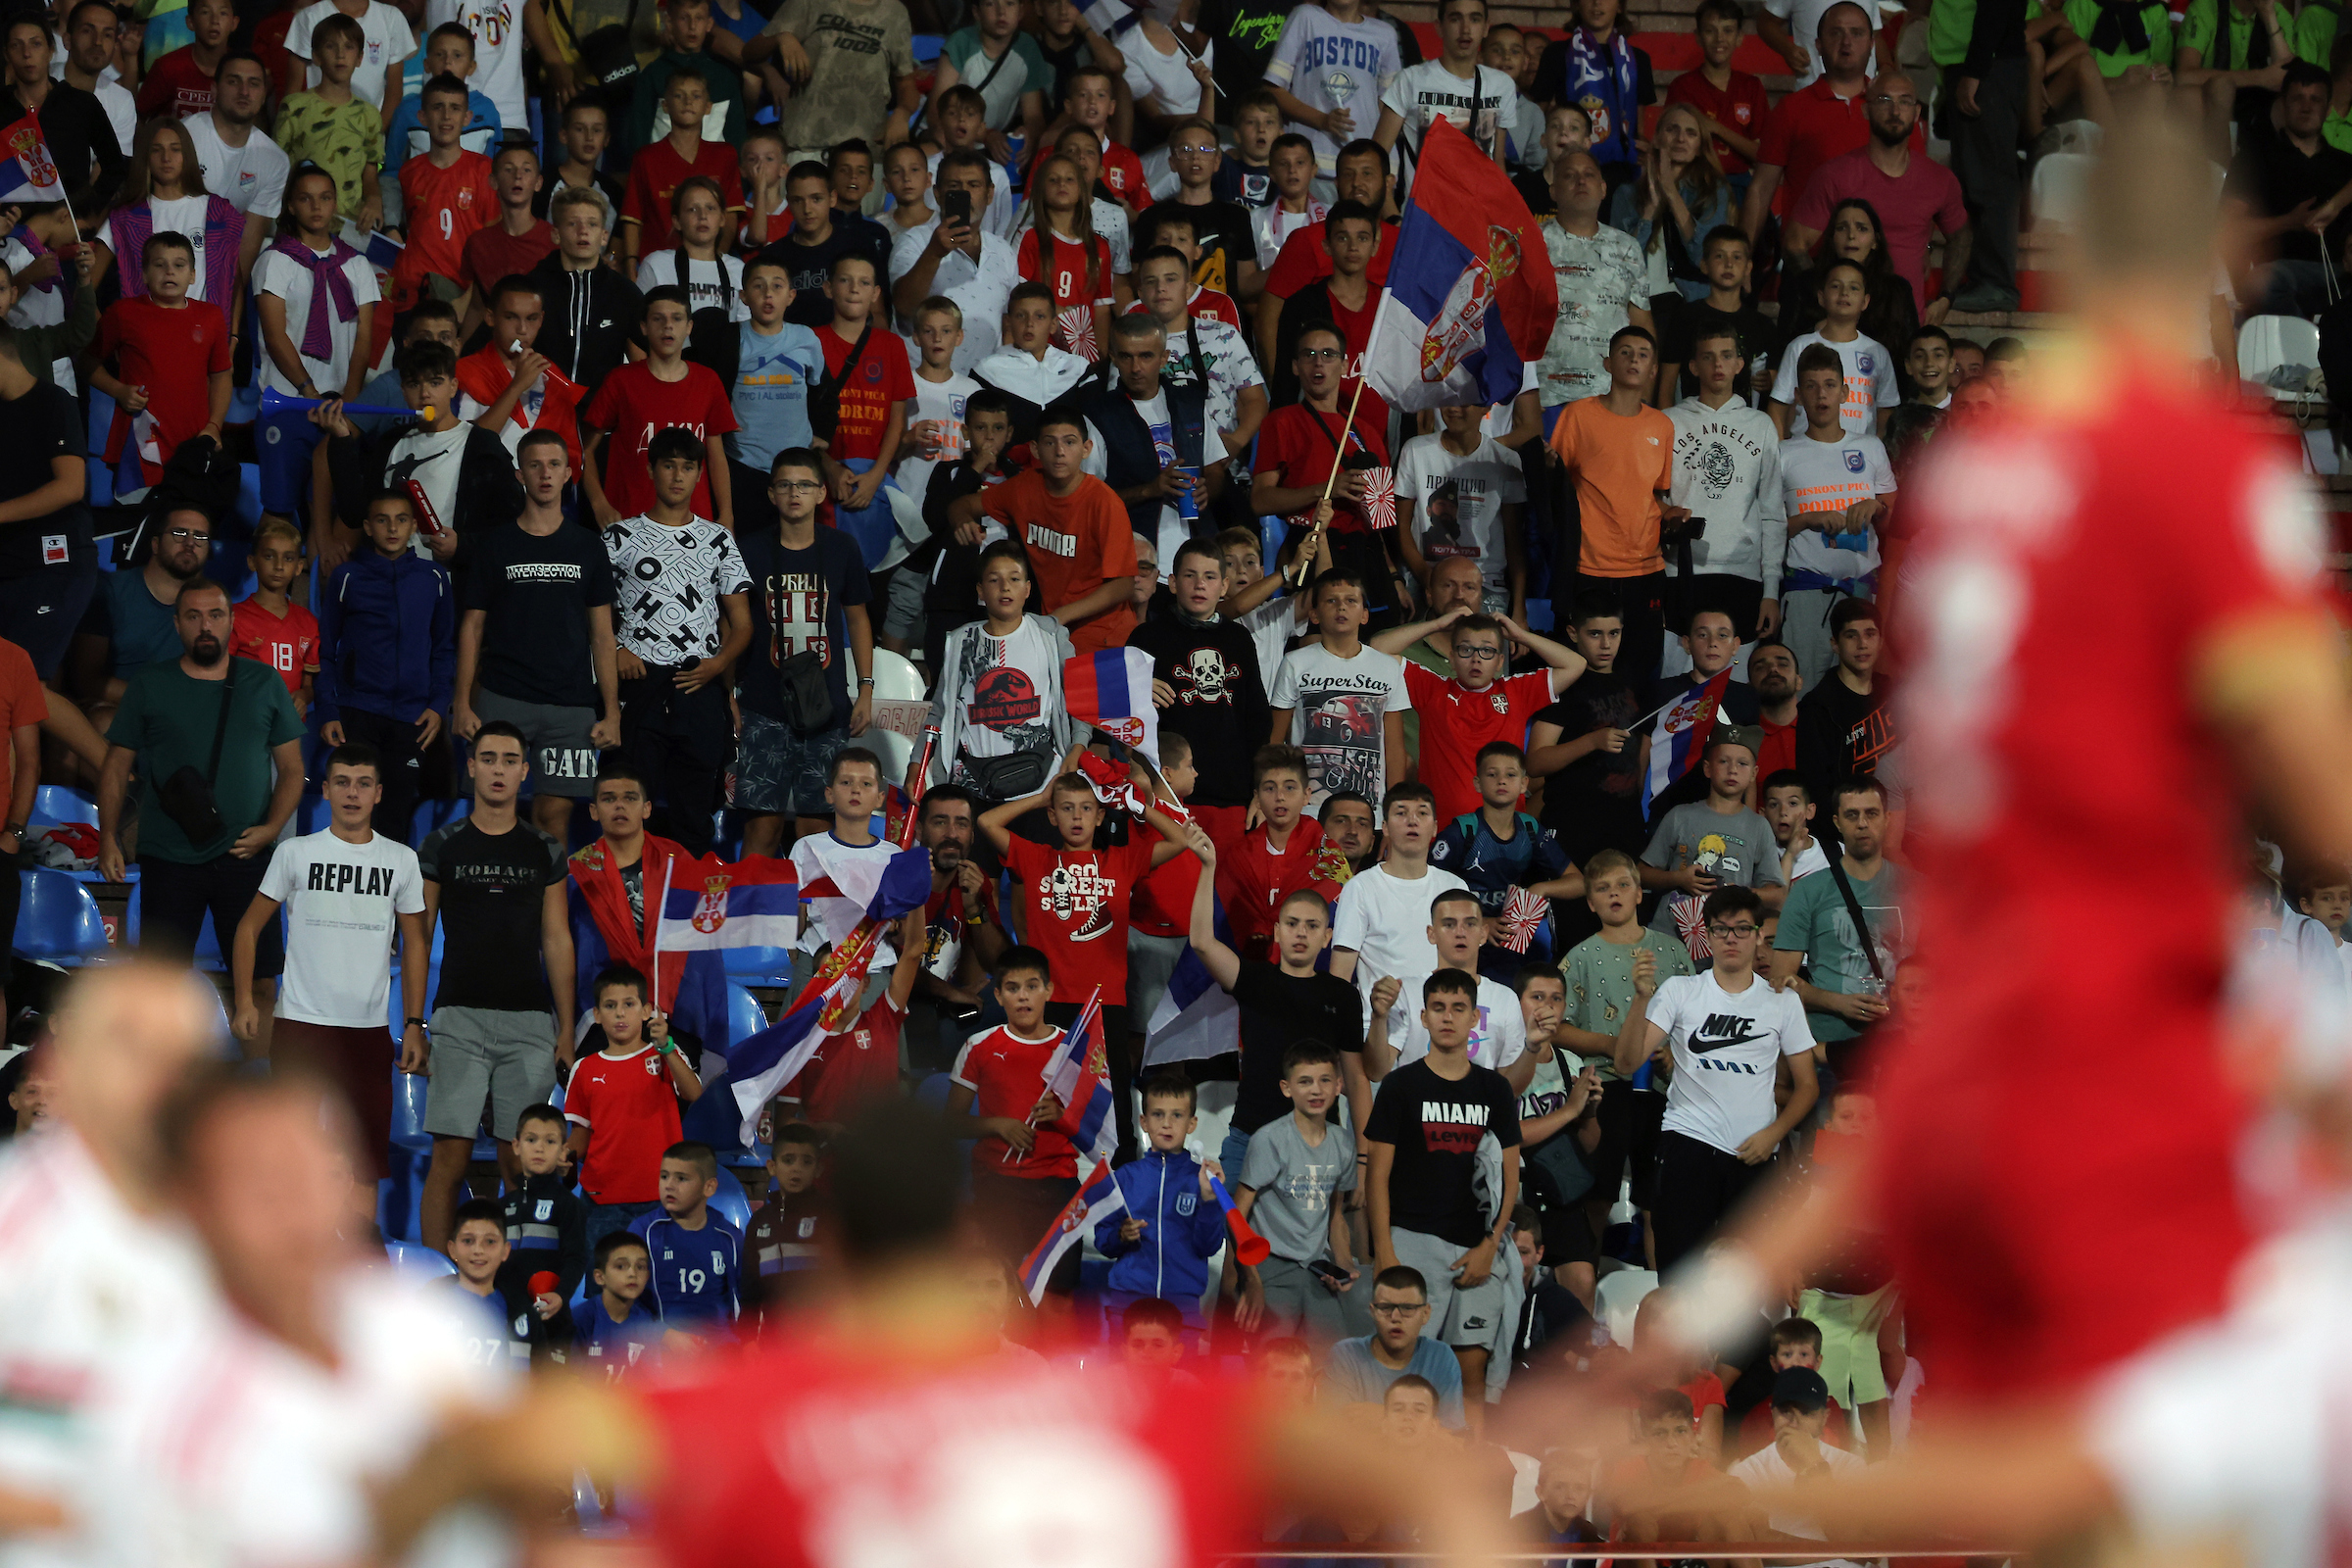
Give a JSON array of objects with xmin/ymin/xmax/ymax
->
[
  {"xmin": 1094, "ymin": 1147, "xmax": 1229, "ymax": 1304},
  {"xmin": 317, "ymin": 549, "xmax": 455, "ymax": 724}
]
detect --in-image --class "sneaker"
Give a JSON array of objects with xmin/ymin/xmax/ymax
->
[{"xmin": 1947, "ymin": 283, "xmax": 2023, "ymax": 315}]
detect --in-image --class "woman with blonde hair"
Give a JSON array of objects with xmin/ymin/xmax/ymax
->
[
  {"xmin": 89, "ymin": 117, "xmax": 245, "ymax": 305},
  {"xmin": 1606, "ymin": 100, "xmax": 1733, "ymax": 300}
]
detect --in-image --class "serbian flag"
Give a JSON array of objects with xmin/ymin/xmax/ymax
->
[
  {"xmin": 1016, "ymin": 1160, "xmax": 1127, "ymax": 1303},
  {"xmin": 0, "ymin": 114, "xmax": 66, "ymax": 205},
  {"xmin": 1143, "ymin": 893, "xmax": 1243, "ymax": 1067},
  {"xmin": 1062, "ymin": 648, "xmax": 1159, "ymax": 766},
  {"xmin": 653, "ymin": 857, "xmax": 800, "ymax": 952},
  {"xmin": 1359, "ymin": 116, "xmax": 1557, "ymax": 415},
  {"xmin": 1040, "ymin": 990, "xmax": 1115, "ymax": 1161},
  {"xmin": 1642, "ymin": 667, "xmax": 1733, "ymax": 821}
]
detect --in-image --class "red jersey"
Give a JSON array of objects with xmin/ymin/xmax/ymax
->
[
  {"xmin": 230, "ymin": 595, "xmax": 320, "ymax": 697},
  {"xmin": 395, "ymin": 150, "xmax": 497, "ymax": 305},
  {"xmin": 1662, "ymin": 68, "xmax": 1770, "ymax": 173},
  {"xmin": 457, "ymin": 346, "xmax": 585, "ymax": 473},
  {"xmin": 1757, "ymin": 713, "xmax": 1796, "ymax": 780},
  {"xmin": 1218, "ymin": 819, "xmax": 1347, "ymax": 961},
  {"xmin": 950, "ymin": 1021, "xmax": 1077, "ymax": 1175},
  {"xmin": 1014, "ymin": 228, "xmax": 1116, "ymax": 360},
  {"xmin": 564, "ymin": 1041, "xmax": 684, "ymax": 1203},
  {"xmin": 1252, "ymin": 403, "xmax": 1393, "ymax": 536},
  {"xmin": 623, "ymin": 137, "xmax": 744, "ymax": 255},
  {"xmin": 814, "ymin": 323, "xmax": 917, "ymax": 462},
  {"xmin": 640, "ymin": 1340, "xmax": 1265, "ymax": 1568},
  {"xmin": 96, "ymin": 296, "xmax": 230, "ymax": 472},
  {"xmin": 797, "ymin": 994, "xmax": 906, "ymax": 1126},
  {"xmin": 582, "ymin": 360, "xmax": 738, "ymax": 520},
  {"xmin": 1001, "ymin": 834, "xmax": 1157, "ymax": 1004},
  {"xmin": 1873, "ymin": 365, "xmax": 2327, "ymax": 1398},
  {"xmin": 1402, "ymin": 665, "xmax": 1558, "ymax": 822},
  {"xmin": 1753, "ymin": 76, "xmax": 1922, "ymax": 220},
  {"xmin": 1265, "ymin": 220, "xmax": 1397, "ymax": 299},
  {"xmin": 135, "ymin": 47, "xmax": 217, "ymax": 119},
  {"xmin": 1099, "ymin": 138, "xmax": 1151, "ymax": 204},
  {"xmin": 461, "ymin": 219, "xmax": 558, "ymax": 292},
  {"xmin": 1129, "ymin": 842, "xmax": 1200, "ymax": 939}
]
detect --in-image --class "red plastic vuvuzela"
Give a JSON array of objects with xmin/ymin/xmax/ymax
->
[
  {"xmin": 1206, "ymin": 1174, "xmax": 1272, "ymax": 1266},
  {"xmin": 528, "ymin": 1270, "xmax": 559, "ymax": 1298}
]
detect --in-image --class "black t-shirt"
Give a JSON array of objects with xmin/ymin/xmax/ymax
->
[
  {"xmin": 1535, "ymin": 669, "xmax": 1642, "ymax": 828},
  {"xmin": 760, "ymin": 220, "xmax": 894, "ymax": 325},
  {"xmin": 417, "ymin": 816, "xmax": 570, "ymax": 1012},
  {"xmin": 465, "ymin": 518, "xmax": 618, "ymax": 710},
  {"xmin": 1363, "ymin": 1055, "xmax": 1521, "ymax": 1248},
  {"xmin": 0, "ymin": 380, "xmax": 91, "ymax": 578},
  {"xmin": 1198, "ymin": 0, "xmax": 1292, "ymax": 107},
  {"xmin": 2226, "ymin": 119, "xmax": 2352, "ymax": 264},
  {"xmin": 736, "ymin": 524, "xmax": 870, "ymax": 724},
  {"xmin": 1230, "ymin": 959, "xmax": 1366, "ymax": 1135},
  {"xmin": 1141, "ymin": 196, "xmax": 1255, "ymax": 292},
  {"xmin": 1659, "ymin": 301, "xmax": 1777, "ymax": 404},
  {"xmin": 1211, "ymin": 158, "xmax": 1273, "ymax": 209},
  {"xmin": 1793, "ymin": 673, "xmax": 1892, "ymax": 804},
  {"xmin": 1125, "ymin": 616, "xmax": 1270, "ymax": 808}
]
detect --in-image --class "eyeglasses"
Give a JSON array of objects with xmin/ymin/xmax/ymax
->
[
  {"xmin": 1370, "ymin": 1300, "xmax": 1428, "ymax": 1317},
  {"xmin": 1453, "ymin": 644, "xmax": 1502, "ymax": 661},
  {"xmin": 161, "ymin": 527, "xmax": 209, "ymax": 542},
  {"xmin": 1298, "ymin": 347, "xmax": 1345, "ymax": 363},
  {"xmin": 1706, "ymin": 923, "xmax": 1759, "ymax": 938},
  {"xmin": 770, "ymin": 478, "xmax": 825, "ymax": 494},
  {"xmin": 1869, "ymin": 94, "xmax": 1920, "ymax": 109}
]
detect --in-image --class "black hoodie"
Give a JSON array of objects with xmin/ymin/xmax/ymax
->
[{"xmin": 528, "ymin": 258, "xmax": 648, "ymax": 389}]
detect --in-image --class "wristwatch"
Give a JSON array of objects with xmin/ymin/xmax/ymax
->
[
  {"xmin": 858, "ymin": 676, "xmax": 875, "ymax": 687},
  {"xmin": 405, "ymin": 1016, "xmax": 428, "ymax": 1031}
]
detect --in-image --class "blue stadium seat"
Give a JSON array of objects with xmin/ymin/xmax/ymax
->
[
  {"xmin": 911, "ymin": 30, "xmax": 943, "ymax": 63},
  {"xmin": 410, "ymin": 798, "xmax": 471, "ymax": 843},
  {"xmin": 383, "ymin": 1240, "xmax": 457, "ymax": 1279},
  {"xmin": 28, "ymin": 784, "xmax": 93, "ymax": 826},
  {"xmin": 710, "ymin": 1164, "xmax": 754, "ymax": 1230},
  {"xmin": 720, "ymin": 945, "xmax": 795, "ymax": 987},
  {"xmin": 724, "ymin": 983, "xmax": 768, "ymax": 1051},
  {"xmin": 14, "ymin": 868, "xmax": 109, "ymax": 962}
]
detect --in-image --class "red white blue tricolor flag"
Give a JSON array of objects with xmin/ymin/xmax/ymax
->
[
  {"xmin": 1360, "ymin": 116, "xmax": 1558, "ymax": 414},
  {"xmin": 0, "ymin": 114, "xmax": 66, "ymax": 205},
  {"xmin": 1642, "ymin": 668, "xmax": 1732, "ymax": 820},
  {"xmin": 654, "ymin": 857, "xmax": 801, "ymax": 951},
  {"xmin": 1041, "ymin": 989, "xmax": 1116, "ymax": 1161},
  {"xmin": 1017, "ymin": 1160, "xmax": 1126, "ymax": 1303},
  {"xmin": 1063, "ymin": 647, "xmax": 1160, "ymax": 766}
]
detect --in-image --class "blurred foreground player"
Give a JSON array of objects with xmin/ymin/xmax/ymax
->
[
  {"xmin": 0, "ymin": 962, "xmax": 221, "ymax": 1558},
  {"xmin": 376, "ymin": 1101, "xmax": 1504, "ymax": 1568},
  {"xmin": 1675, "ymin": 111, "xmax": 2352, "ymax": 1404}
]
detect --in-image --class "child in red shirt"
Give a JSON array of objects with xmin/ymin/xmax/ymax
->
[
  {"xmin": 231, "ymin": 517, "xmax": 319, "ymax": 715},
  {"xmin": 1220, "ymin": 744, "xmax": 1347, "ymax": 962},
  {"xmin": 1056, "ymin": 66, "xmax": 1149, "ymax": 202},
  {"xmin": 564, "ymin": 964, "xmax": 707, "ymax": 1235},
  {"xmin": 621, "ymin": 70, "xmax": 743, "ymax": 267},
  {"xmin": 1015, "ymin": 153, "xmax": 1115, "ymax": 361},
  {"xmin": 1662, "ymin": 0, "xmax": 1770, "ymax": 175},
  {"xmin": 813, "ymin": 252, "xmax": 913, "ymax": 569},
  {"xmin": 795, "ymin": 908, "xmax": 927, "ymax": 1127},
  {"xmin": 946, "ymin": 946, "xmax": 1080, "ymax": 1296},
  {"xmin": 394, "ymin": 74, "xmax": 497, "ymax": 312},
  {"xmin": 581, "ymin": 288, "xmax": 738, "ymax": 523},
  {"xmin": 91, "ymin": 233, "xmax": 231, "ymax": 489}
]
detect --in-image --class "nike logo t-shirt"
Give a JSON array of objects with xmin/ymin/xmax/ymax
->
[{"xmin": 1648, "ymin": 969, "xmax": 1817, "ymax": 1154}]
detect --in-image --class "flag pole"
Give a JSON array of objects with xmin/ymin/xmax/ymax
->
[
  {"xmin": 652, "ymin": 855, "xmax": 673, "ymax": 1021},
  {"xmin": 1289, "ymin": 297, "xmax": 1390, "ymax": 590}
]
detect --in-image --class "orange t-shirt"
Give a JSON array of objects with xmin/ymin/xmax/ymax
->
[
  {"xmin": 1546, "ymin": 396, "xmax": 1675, "ymax": 577},
  {"xmin": 980, "ymin": 469, "xmax": 1140, "ymax": 653},
  {"xmin": 396, "ymin": 150, "xmax": 497, "ymax": 303}
]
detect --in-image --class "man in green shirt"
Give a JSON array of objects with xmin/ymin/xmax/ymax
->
[
  {"xmin": 96, "ymin": 578, "xmax": 306, "ymax": 1041},
  {"xmin": 1768, "ymin": 774, "xmax": 1910, "ymax": 1080}
]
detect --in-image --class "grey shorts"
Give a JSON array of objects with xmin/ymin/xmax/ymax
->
[
  {"xmin": 1390, "ymin": 1224, "xmax": 1507, "ymax": 1348},
  {"xmin": 733, "ymin": 709, "xmax": 850, "ymax": 818},
  {"xmin": 422, "ymin": 1004, "xmax": 560, "ymax": 1140},
  {"xmin": 1257, "ymin": 1253, "xmax": 1351, "ymax": 1343},
  {"xmin": 883, "ymin": 562, "xmax": 926, "ymax": 645},
  {"xmin": 474, "ymin": 687, "xmax": 602, "ymax": 799}
]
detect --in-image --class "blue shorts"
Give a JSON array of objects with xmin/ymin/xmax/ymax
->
[
  {"xmin": 731, "ymin": 709, "xmax": 850, "ymax": 817},
  {"xmin": 257, "ymin": 404, "xmax": 329, "ymax": 514}
]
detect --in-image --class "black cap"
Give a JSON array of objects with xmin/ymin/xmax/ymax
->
[{"xmin": 1769, "ymin": 1367, "xmax": 1831, "ymax": 1412}]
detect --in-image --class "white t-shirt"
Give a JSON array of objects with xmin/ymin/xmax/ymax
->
[
  {"xmin": 1647, "ymin": 968, "xmax": 1815, "ymax": 1154},
  {"xmin": 943, "ymin": 616, "xmax": 1063, "ymax": 769},
  {"xmin": 1, "ymin": 235, "xmax": 71, "ymax": 393},
  {"xmin": 1396, "ymin": 430, "xmax": 1525, "ymax": 601},
  {"xmin": 181, "ymin": 112, "xmax": 290, "ymax": 220},
  {"xmin": 1122, "ymin": 27, "xmax": 1212, "ymax": 118},
  {"xmin": 600, "ymin": 514, "xmax": 752, "ymax": 662},
  {"xmin": 1727, "ymin": 1441, "xmax": 1868, "ymax": 1558},
  {"xmin": 1778, "ymin": 431, "xmax": 1892, "ymax": 583},
  {"xmin": 1787, "ymin": 837, "xmax": 1830, "ymax": 881},
  {"xmin": 1380, "ymin": 60, "xmax": 1519, "ymax": 168},
  {"xmin": 260, "ymin": 828, "xmax": 426, "ymax": 1028},
  {"xmin": 99, "ymin": 196, "xmax": 218, "ymax": 300},
  {"xmin": 1769, "ymin": 329, "xmax": 1900, "ymax": 435},
  {"xmin": 1263, "ymin": 7, "xmax": 1403, "ymax": 175},
  {"xmin": 286, "ymin": 0, "xmax": 418, "ymax": 108},
  {"xmin": 1235, "ymin": 593, "xmax": 1298, "ymax": 695},
  {"xmin": 634, "ymin": 251, "xmax": 751, "ymax": 323},
  {"xmin": 254, "ymin": 241, "xmax": 382, "ymax": 395},
  {"xmin": 787, "ymin": 831, "xmax": 904, "ymax": 965},
  {"xmin": 1763, "ymin": 0, "xmax": 1881, "ymax": 88},
  {"xmin": 1385, "ymin": 971, "xmax": 1527, "ymax": 1072},
  {"xmin": 378, "ymin": 423, "xmax": 469, "ymax": 552},
  {"xmin": 1332, "ymin": 861, "xmax": 1470, "ymax": 1007},
  {"xmin": 1269, "ymin": 641, "xmax": 1414, "ymax": 807},
  {"xmin": 887, "ymin": 220, "xmax": 1021, "ymax": 372},
  {"xmin": 897, "ymin": 370, "xmax": 977, "ymax": 530},
  {"xmin": 1155, "ymin": 310, "xmax": 1264, "ymax": 448},
  {"xmin": 424, "ymin": 0, "xmax": 526, "ymax": 128}
]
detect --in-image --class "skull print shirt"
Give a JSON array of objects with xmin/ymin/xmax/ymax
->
[{"xmin": 1127, "ymin": 617, "xmax": 1272, "ymax": 808}]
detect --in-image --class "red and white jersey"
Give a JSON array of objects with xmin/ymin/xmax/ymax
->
[
  {"xmin": 0, "ymin": 1130, "xmax": 216, "ymax": 1568},
  {"xmin": 641, "ymin": 1337, "xmax": 1267, "ymax": 1568},
  {"xmin": 85, "ymin": 1264, "xmax": 506, "ymax": 1568}
]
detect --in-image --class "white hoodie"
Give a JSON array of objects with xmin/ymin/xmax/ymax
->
[{"xmin": 1667, "ymin": 394, "xmax": 1788, "ymax": 600}]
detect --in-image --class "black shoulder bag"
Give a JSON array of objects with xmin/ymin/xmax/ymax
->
[
  {"xmin": 156, "ymin": 673, "xmax": 238, "ymax": 845},
  {"xmin": 1825, "ymin": 856, "xmax": 1887, "ymax": 988}
]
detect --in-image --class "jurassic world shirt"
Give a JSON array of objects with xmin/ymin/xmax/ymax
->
[{"xmin": 1002, "ymin": 835, "xmax": 1157, "ymax": 1005}]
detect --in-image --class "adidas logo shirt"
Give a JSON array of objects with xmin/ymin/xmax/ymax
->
[{"xmin": 1647, "ymin": 970, "xmax": 1817, "ymax": 1155}]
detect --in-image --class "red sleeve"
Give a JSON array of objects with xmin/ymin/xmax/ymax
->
[
  {"xmin": 95, "ymin": 303, "xmax": 120, "ymax": 365},
  {"xmin": 1934, "ymin": 162, "xmax": 1969, "ymax": 238},
  {"xmin": 1115, "ymin": 835, "xmax": 1158, "ymax": 885},
  {"xmin": 698, "ymin": 367, "xmax": 739, "ymax": 436},
  {"xmin": 1094, "ymin": 489, "xmax": 1140, "ymax": 572},
  {"xmin": 982, "ymin": 473, "xmax": 1021, "ymax": 527},
  {"xmin": 133, "ymin": 62, "xmax": 168, "ymax": 117},
  {"xmin": 2180, "ymin": 436, "xmax": 2328, "ymax": 641},
  {"xmin": 1002, "ymin": 836, "xmax": 1043, "ymax": 889},
  {"xmin": 1662, "ymin": 71, "xmax": 1700, "ymax": 108},
  {"xmin": 1755, "ymin": 96, "xmax": 1796, "ymax": 167},
  {"xmin": 1740, "ymin": 75, "xmax": 1770, "ymax": 121},
  {"xmin": 1367, "ymin": 222, "xmax": 1396, "ymax": 287},
  {"xmin": 475, "ymin": 162, "xmax": 498, "ymax": 213},
  {"xmin": 717, "ymin": 163, "xmax": 744, "ymax": 212},
  {"xmin": 1508, "ymin": 670, "xmax": 1554, "ymax": 710},
  {"xmin": 584, "ymin": 366, "xmax": 624, "ymax": 431},
  {"xmin": 1014, "ymin": 228, "xmax": 1039, "ymax": 279},
  {"xmin": 1264, "ymin": 228, "xmax": 1324, "ymax": 298},
  {"xmin": 1255, "ymin": 410, "xmax": 1296, "ymax": 483},
  {"xmin": 205, "ymin": 305, "xmax": 231, "ymax": 372},
  {"xmin": 1402, "ymin": 660, "xmax": 1441, "ymax": 706},
  {"xmin": 565, "ymin": 1065, "xmax": 598, "ymax": 1126}
]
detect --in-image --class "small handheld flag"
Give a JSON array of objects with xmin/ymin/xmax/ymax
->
[
  {"xmin": 1062, "ymin": 647, "xmax": 1160, "ymax": 765},
  {"xmin": 1016, "ymin": 1161, "xmax": 1127, "ymax": 1303},
  {"xmin": 0, "ymin": 114, "xmax": 67, "ymax": 206},
  {"xmin": 1206, "ymin": 1174, "xmax": 1270, "ymax": 1266},
  {"xmin": 653, "ymin": 856, "xmax": 801, "ymax": 953},
  {"xmin": 1641, "ymin": 667, "xmax": 1733, "ymax": 821},
  {"xmin": 1040, "ymin": 990, "xmax": 1116, "ymax": 1161}
]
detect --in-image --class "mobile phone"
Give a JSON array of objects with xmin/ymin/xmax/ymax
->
[
  {"xmin": 1308, "ymin": 1258, "xmax": 1350, "ymax": 1286},
  {"xmin": 942, "ymin": 188, "xmax": 974, "ymax": 229}
]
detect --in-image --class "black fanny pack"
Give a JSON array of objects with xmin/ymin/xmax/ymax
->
[
  {"xmin": 776, "ymin": 650, "xmax": 835, "ymax": 732},
  {"xmin": 960, "ymin": 747, "xmax": 1050, "ymax": 802},
  {"xmin": 157, "ymin": 677, "xmax": 237, "ymax": 845}
]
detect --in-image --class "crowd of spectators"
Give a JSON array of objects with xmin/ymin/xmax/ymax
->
[{"xmin": 0, "ymin": 0, "xmax": 2315, "ymax": 1545}]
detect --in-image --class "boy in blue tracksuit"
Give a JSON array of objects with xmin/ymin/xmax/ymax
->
[
  {"xmin": 1094, "ymin": 1077, "xmax": 1231, "ymax": 1333},
  {"xmin": 317, "ymin": 489, "xmax": 455, "ymax": 844}
]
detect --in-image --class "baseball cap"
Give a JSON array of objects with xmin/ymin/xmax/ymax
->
[{"xmin": 1769, "ymin": 1367, "xmax": 1831, "ymax": 1412}]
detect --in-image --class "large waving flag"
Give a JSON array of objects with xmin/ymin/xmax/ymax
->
[
  {"xmin": 1142, "ymin": 894, "xmax": 1243, "ymax": 1067},
  {"xmin": 1063, "ymin": 648, "xmax": 1160, "ymax": 766},
  {"xmin": 1360, "ymin": 116, "xmax": 1558, "ymax": 415},
  {"xmin": 1040, "ymin": 990, "xmax": 1115, "ymax": 1160},
  {"xmin": 1642, "ymin": 667, "xmax": 1733, "ymax": 821},
  {"xmin": 0, "ymin": 114, "xmax": 66, "ymax": 205},
  {"xmin": 723, "ymin": 846, "xmax": 932, "ymax": 1142},
  {"xmin": 1016, "ymin": 1161, "xmax": 1127, "ymax": 1304},
  {"xmin": 653, "ymin": 857, "xmax": 800, "ymax": 952}
]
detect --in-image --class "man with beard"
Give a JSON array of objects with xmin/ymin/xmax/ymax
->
[
  {"xmin": 1750, "ymin": 637, "xmax": 1803, "ymax": 779},
  {"xmin": 1783, "ymin": 70, "xmax": 1971, "ymax": 318},
  {"xmin": 97, "ymin": 579, "xmax": 306, "ymax": 982},
  {"xmin": 72, "ymin": 508, "xmax": 216, "ymax": 725},
  {"xmin": 1321, "ymin": 791, "xmax": 1382, "ymax": 875},
  {"xmin": 906, "ymin": 784, "xmax": 1008, "ymax": 1071}
]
